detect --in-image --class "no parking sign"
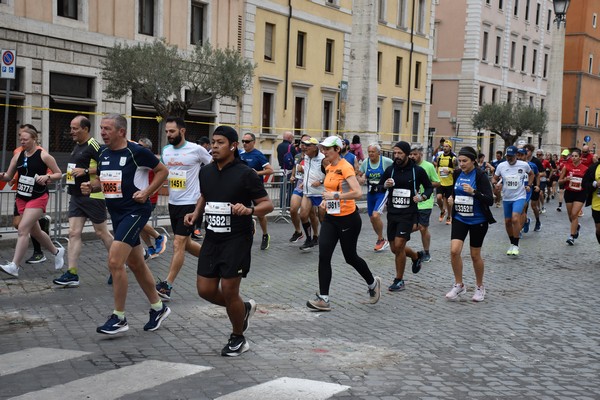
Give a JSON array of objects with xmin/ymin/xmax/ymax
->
[{"xmin": 1, "ymin": 50, "xmax": 16, "ymax": 79}]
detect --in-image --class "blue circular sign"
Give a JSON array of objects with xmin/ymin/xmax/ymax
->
[
  {"xmin": 584, "ymin": 135, "xmax": 591, "ymax": 143},
  {"xmin": 2, "ymin": 51, "xmax": 14, "ymax": 65}
]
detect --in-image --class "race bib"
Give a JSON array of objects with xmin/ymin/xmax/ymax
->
[
  {"xmin": 569, "ymin": 176, "xmax": 582, "ymax": 191},
  {"xmin": 205, "ymin": 202, "xmax": 232, "ymax": 233},
  {"xmin": 392, "ymin": 188, "xmax": 411, "ymax": 208},
  {"xmin": 454, "ymin": 195, "xmax": 474, "ymax": 217},
  {"xmin": 17, "ymin": 175, "xmax": 35, "ymax": 197},
  {"xmin": 326, "ymin": 199, "xmax": 341, "ymax": 215},
  {"xmin": 439, "ymin": 167, "xmax": 449, "ymax": 178},
  {"xmin": 168, "ymin": 170, "xmax": 187, "ymax": 191},
  {"xmin": 99, "ymin": 170, "xmax": 123, "ymax": 198},
  {"xmin": 504, "ymin": 175, "xmax": 521, "ymax": 189},
  {"xmin": 66, "ymin": 163, "xmax": 76, "ymax": 185}
]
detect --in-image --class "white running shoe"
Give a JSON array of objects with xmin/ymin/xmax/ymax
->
[
  {"xmin": 506, "ymin": 245, "xmax": 515, "ymax": 256},
  {"xmin": 0, "ymin": 262, "xmax": 19, "ymax": 278},
  {"xmin": 445, "ymin": 283, "xmax": 467, "ymax": 300},
  {"xmin": 54, "ymin": 246, "xmax": 65, "ymax": 270},
  {"xmin": 472, "ymin": 285, "xmax": 486, "ymax": 302}
]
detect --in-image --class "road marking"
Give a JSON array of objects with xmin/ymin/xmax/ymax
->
[
  {"xmin": 10, "ymin": 360, "xmax": 210, "ymax": 400},
  {"xmin": 216, "ymin": 377, "xmax": 350, "ymax": 400},
  {"xmin": 0, "ymin": 347, "xmax": 91, "ymax": 376}
]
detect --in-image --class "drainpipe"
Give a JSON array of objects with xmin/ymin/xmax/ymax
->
[
  {"xmin": 284, "ymin": 0, "xmax": 292, "ymax": 111},
  {"xmin": 406, "ymin": 0, "xmax": 416, "ymax": 123}
]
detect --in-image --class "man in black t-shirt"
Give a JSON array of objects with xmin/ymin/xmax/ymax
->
[
  {"xmin": 185, "ymin": 125, "xmax": 274, "ymax": 357},
  {"xmin": 53, "ymin": 116, "xmax": 114, "ymax": 288}
]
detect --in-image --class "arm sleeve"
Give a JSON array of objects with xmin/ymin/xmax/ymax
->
[{"xmin": 474, "ymin": 170, "xmax": 494, "ymax": 206}]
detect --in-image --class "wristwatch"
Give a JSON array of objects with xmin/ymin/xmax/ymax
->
[
  {"xmin": 84, "ymin": 168, "xmax": 89, "ymax": 175},
  {"xmin": 333, "ymin": 192, "xmax": 340, "ymax": 200}
]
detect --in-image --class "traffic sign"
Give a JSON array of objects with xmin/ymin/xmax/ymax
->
[
  {"xmin": 1, "ymin": 50, "xmax": 16, "ymax": 79},
  {"xmin": 584, "ymin": 135, "xmax": 591, "ymax": 143},
  {"xmin": 449, "ymin": 137, "xmax": 464, "ymax": 142}
]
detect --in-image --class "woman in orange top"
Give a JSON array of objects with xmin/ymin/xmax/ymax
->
[{"xmin": 306, "ymin": 136, "xmax": 381, "ymax": 311}]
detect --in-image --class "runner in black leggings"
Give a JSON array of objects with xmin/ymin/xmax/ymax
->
[{"xmin": 306, "ymin": 136, "xmax": 381, "ymax": 311}]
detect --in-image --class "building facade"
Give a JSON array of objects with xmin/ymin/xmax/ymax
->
[
  {"xmin": 561, "ymin": 0, "xmax": 600, "ymax": 151},
  {"xmin": 0, "ymin": 0, "xmax": 241, "ymax": 167},
  {"xmin": 242, "ymin": 0, "xmax": 435, "ymax": 163},
  {"xmin": 431, "ymin": 0, "xmax": 553, "ymax": 157}
]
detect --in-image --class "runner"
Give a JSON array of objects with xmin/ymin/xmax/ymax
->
[
  {"xmin": 559, "ymin": 148, "xmax": 588, "ymax": 245},
  {"xmin": 82, "ymin": 114, "xmax": 170, "ymax": 334},
  {"xmin": 583, "ymin": 158, "xmax": 600, "ymax": 245},
  {"xmin": 556, "ymin": 149, "xmax": 570, "ymax": 212},
  {"xmin": 492, "ymin": 146, "xmax": 533, "ymax": 256},
  {"xmin": 380, "ymin": 141, "xmax": 433, "ymax": 292},
  {"xmin": 306, "ymin": 136, "xmax": 381, "ymax": 311},
  {"xmin": 288, "ymin": 134, "xmax": 311, "ymax": 243},
  {"xmin": 445, "ymin": 147, "xmax": 495, "ymax": 302},
  {"xmin": 433, "ymin": 140, "xmax": 457, "ymax": 225},
  {"xmin": 184, "ymin": 125, "xmax": 274, "ymax": 356},
  {"xmin": 357, "ymin": 143, "xmax": 393, "ymax": 252},
  {"xmin": 299, "ymin": 136, "xmax": 325, "ymax": 251},
  {"xmin": 156, "ymin": 116, "xmax": 211, "ymax": 301}
]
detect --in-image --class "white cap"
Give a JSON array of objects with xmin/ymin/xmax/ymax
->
[{"xmin": 320, "ymin": 136, "xmax": 343, "ymax": 148}]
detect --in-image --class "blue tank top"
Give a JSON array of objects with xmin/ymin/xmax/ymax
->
[
  {"xmin": 453, "ymin": 169, "xmax": 487, "ymax": 225},
  {"xmin": 365, "ymin": 157, "xmax": 385, "ymax": 192}
]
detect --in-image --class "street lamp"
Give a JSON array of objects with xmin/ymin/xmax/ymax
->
[{"xmin": 553, "ymin": 0, "xmax": 570, "ymax": 24}]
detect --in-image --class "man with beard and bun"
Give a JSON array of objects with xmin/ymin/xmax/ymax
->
[
  {"xmin": 156, "ymin": 116, "xmax": 212, "ymax": 301},
  {"xmin": 184, "ymin": 125, "xmax": 273, "ymax": 356},
  {"xmin": 380, "ymin": 141, "xmax": 433, "ymax": 292}
]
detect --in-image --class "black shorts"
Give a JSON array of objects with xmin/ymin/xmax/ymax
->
[
  {"xmin": 197, "ymin": 234, "xmax": 253, "ymax": 279},
  {"xmin": 111, "ymin": 212, "xmax": 150, "ymax": 247},
  {"xmin": 13, "ymin": 203, "xmax": 18, "ymax": 217},
  {"xmin": 451, "ymin": 218, "xmax": 489, "ymax": 248},
  {"xmin": 387, "ymin": 213, "xmax": 417, "ymax": 241},
  {"xmin": 564, "ymin": 190, "xmax": 587, "ymax": 203},
  {"xmin": 169, "ymin": 204, "xmax": 196, "ymax": 236},
  {"xmin": 417, "ymin": 209, "xmax": 432, "ymax": 227},
  {"xmin": 68, "ymin": 195, "xmax": 108, "ymax": 224},
  {"xmin": 530, "ymin": 189, "xmax": 540, "ymax": 201},
  {"xmin": 592, "ymin": 209, "xmax": 600, "ymax": 224},
  {"xmin": 436, "ymin": 185, "xmax": 453, "ymax": 199}
]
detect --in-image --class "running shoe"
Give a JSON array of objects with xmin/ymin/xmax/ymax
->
[
  {"xmin": 388, "ymin": 278, "xmax": 405, "ymax": 292},
  {"xmin": 556, "ymin": 206, "xmax": 562, "ymax": 212},
  {"xmin": 438, "ymin": 209, "xmax": 446, "ymax": 222},
  {"xmin": 154, "ymin": 235, "xmax": 168, "ymax": 255},
  {"xmin": 143, "ymin": 304, "xmax": 171, "ymax": 331},
  {"xmin": 221, "ymin": 334, "xmax": 249, "ymax": 357},
  {"xmin": 368, "ymin": 276, "xmax": 381, "ymax": 304},
  {"xmin": 422, "ymin": 253, "xmax": 431, "ymax": 263},
  {"xmin": 373, "ymin": 239, "xmax": 389, "ymax": 252},
  {"xmin": 412, "ymin": 251, "xmax": 424, "ymax": 274},
  {"xmin": 575, "ymin": 223, "xmax": 581, "ymax": 239},
  {"xmin": 512, "ymin": 246, "xmax": 520, "ymax": 256},
  {"xmin": 156, "ymin": 280, "xmax": 172, "ymax": 301},
  {"xmin": 472, "ymin": 285, "xmax": 486, "ymax": 302},
  {"xmin": 299, "ymin": 237, "xmax": 315, "ymax": 251},
  {"xmin": 54, "ymin": 246, "xmax": 65, "ymax": 270},
  {"xmin": 445, "ymin": 216, "xmax": 452, "ymax": 225},
  {"xmin": 53, "ymin": 271, "xmax": 80, "ymax": 287},
  {"xmin": 0, "ymin": 262, "xmax": 19, "ymax": 278},
  {"xmin": 445, "ymin": 283, "xmax": 466, "ymax": 300},
  {"xmin": 495, "ymin": 202, "xmax": 501, "ymax": 208},
  {"xmin": 191, "ymin": 229, "xmax": 203, "ymax": 240},
  {"xmin": 579, "ymin": 209, "xmax": 584, "ymax": 217},
  {"xmin": 306, "ymin": 293, "xmax": 331, "ymax": 311},
  {"xmin": 97, "ymin": 314, "xmax": 129, "ymax": 335},
  {"xmin": 25, "ymin": 252, "xmax": 46, "ymax": 264},
  {"xmin": 541, "ymin": 207, "xmax": 546, "ymax": 214},
  {"xmin": 243, "ymin": 299, "xmax": 257, "ymax": 333},
  {"xmin": 107, "ymin": 274, "xmax": 113, "ymax": 285},
  {"xmin": 147, "ymin": 246, "xmax": 157, "ymax": 259},
  {"xmin": 143, "ymin": 248, "xmax": 150, "ymax": 261},
  {"xmin": 523, "ymin": 218, "xmax": 530, "ymax": 233},
  {"xmin": 506, "ymin": 245, "xmax": 515, "ymax": 256},
  {"xmin": 566, "ymin": 236, "xmax": 575, "ymax": 246},
  {"xmin": 534, "ymin": 221, "xmax": 542, "ymax": 232},
  {"xmin": 260, "ymin": 234, "xmax": 270, "ymax": 250},
  {"xmin": 289, "ymin": 231, "xmax": 304, "ymax": 243}
]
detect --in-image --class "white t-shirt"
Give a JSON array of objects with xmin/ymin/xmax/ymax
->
[
  {"xmin": 494, "ymin": 160, "xmax": 531, "ymax": 201},
  {"xmin": 162, "ymin": 141, "xmax": 212, "ymax": 205}
]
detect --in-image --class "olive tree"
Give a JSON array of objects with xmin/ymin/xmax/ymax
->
[
  {"xmin": 101, "ymin": 39, "xmax": 255, "ymax": 118},
  {"xmin": 472, "ymin": 102, "xmax": 547, "ymax": 146}
]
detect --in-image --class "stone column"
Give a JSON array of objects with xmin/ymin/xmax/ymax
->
[{"xmin": 544, "ymin": 20, "xmax": 565, "ymax": 155}]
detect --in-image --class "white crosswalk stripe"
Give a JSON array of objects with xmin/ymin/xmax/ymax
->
[
  {"xmin": 10, "ymin": 360, "xmax": 210, "ymax": 400},
  {"xmin": 2, "ymin": 347, "xmax": 350, "ymax": 399},
  {"xmin": 215, "ymin": 377, "xmax": 350, "ymax": 400},
  {"xmin": 0, "ymin": 347, "xmax": 91, "ymax": 376}
]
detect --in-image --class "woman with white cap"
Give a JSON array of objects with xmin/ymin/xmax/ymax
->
[{"xmin": 306, "ymin": 136, "xmax": 381, "ymax": 311}]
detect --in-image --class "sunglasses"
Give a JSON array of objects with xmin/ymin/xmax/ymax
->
[{"xmin": 242, "ymin": 140, "xmax": 254, "ymax": 144}]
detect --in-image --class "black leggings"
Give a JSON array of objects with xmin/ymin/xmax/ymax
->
[{"xmin": 318, "ymin": 209, "xmax": 375, "ymax": 295}]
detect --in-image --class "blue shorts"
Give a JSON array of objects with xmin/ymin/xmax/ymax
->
[
  {"xmin": 306, "ymin": 196, "xmax": 322, "ymax": 207},
  {"xmin": 503, "ymin": 199, "xmax": 527, "ymax": 219},
  {"xmin": 292, "ymin": 188, "xmax": 303, "ymax": 197},
  {"xmin": 111, "ymin": 212, "xmax": 150, "ymax": 247},
  {"xmin": 367, "ymin": 192, "xmax": 387, "ymax": 216},
  {"xmin": 525, "ymin": 190, "xmax": 532, "ymax": 203}
]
